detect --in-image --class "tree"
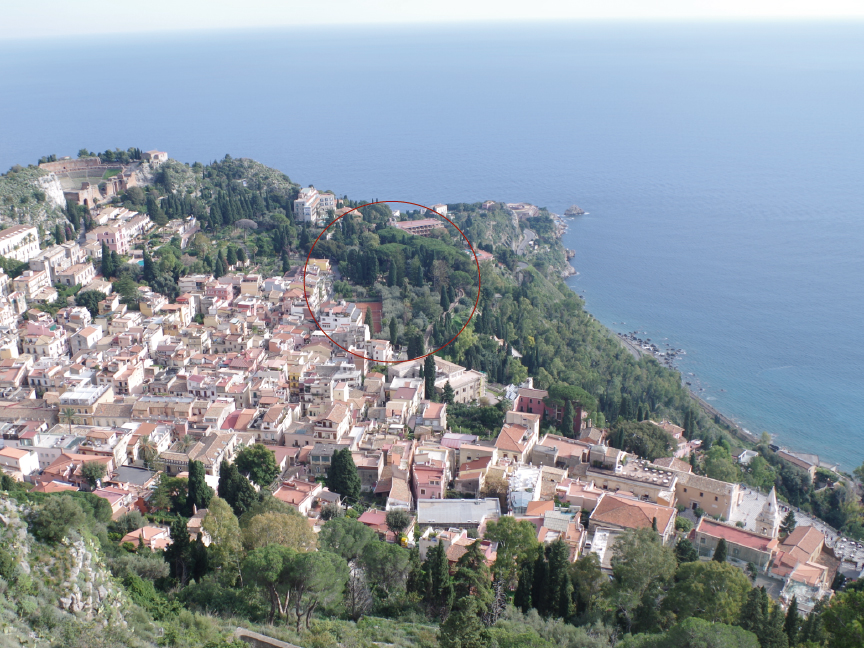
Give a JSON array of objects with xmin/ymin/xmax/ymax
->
[
  {"xmin": 822, "ymin": 590, "xmax": 864, "ymax": 648},
  {"xmin": 569, "ymin": 553, "xmax": 604, "ymax": 617},
  {"xmin": 201, "ymin": 497, "xmax": 242, "ymax": 582},
  {"xmin": 453, "ymin": 539, "xmax": 494, "ymax": 612},
  {"xmin": 164, "ymin": 517, "xmax": 193, "ymax": 585},
  {"xmin": 138, "ymin": 435, "xmax": 158, "ymax": 469},
  {"xmin": 226, "ymin": 246, "xmax": 237, "ymax": 266},
  {"xmin": 441, "ymin": 287, "xmax": 451, "ymax": 311},
  {"xmin": 101, "ymin": 241, "xmax": 113, "ymax": 277},
  {"xmin": 326, "ymin": 448, "xmax": 361, "ymax": 505},
  {"xmin": 422, "ymin": 541, "xmax": 454, "ymax": 618},
  {"xmin": 703, "ymin": 445, "xmax": 739, "ymax": 483},
  {"xmin": 236, "ymin": 246, "xmax": 247, "ymax": 263},
  {"xmin": 243, "ymin": 544, "xmax": 295, "ymax": 623},
  {"xmin": 318, "ymin": 517, "xmax": 375, "ymax": 563},
  {"xmin": 385, "ymin": 508, "xmax": 411, "ymax": 536},
  {"xmin": 360, "ymin": 539, "xmax": 412, "ymax": 600},
  {"xmin": 443, "ymin": 380, "xmax": 455, "ymax": 405},
  {"xmin": 484, "ymin": 516, "xmax": 540, "ymax": 587},
  {"xmin": 546, "ymin": 539, "xmax": 574, "ymax": 619},
  {"xmin": 784, "ymin": 596, "xmax": 800, "ymax": 646},
  {"xmin": 619, "ymin": 617, "xmax": 760, "ymax": 648},
  {"xmin": 439, "ymin": 597, "xmax": 494, "ymax": 648},
  {"xmin": 738, "ymin": 587, "xmax": 768, "ymax": 636},
  {"xmin": 562, "ymin": 400, "xmax": 577, "ymax": 437},
  {"xmin": 31, "ymin": 495, "xmax": 86, "ymax": 542},
  {"xmin": 713, "ymin": 537, "xmax": 728, "ymax": 562},
  {"xmin": 674, "ymin": 538, "xmax": 699, "ymax": 563},
  {"xmin": 186, "ymin": 459, "xmax": 214, "ymax": 516},
  {"xmin": 424, "ymin": 354, "xmax": 436, "ymax": 400},
  {"xmin": 80, "ymin": 461, "xmax": 106, "ymax": 490},
  {"xmin": 609, "ymin": 527, "xmax": 678, "ymax": 632},
  {"xmin": 60, "ymin": 407, "xmax": 78, "ymax": 435},
  {"xmin": 514, "ymin": 559, "xmax": 534, "ymax": 612},
  {"xmin": 151, "ymin": 474, "xmax": 188, "ymax": 513},
  {"xmin": 234, "ymin": 444, "xmax": 280, "ymax": 487},
  {"xmin": 608, "ymin": 420, "xmax": 675, "ymax": 461},
  {"xmin": 75, "ymin": 290, "xmax": 107, "ymax": 319},
  {"xmin": 242, "ymin": 512, "xmax": 316, "ymax": 552},
  {"xmin": 662, "ymin": 560, "xmax": 752, "ymax": 625},
  {"xmin": 320, "ymin": 502, "xmax": 343, "ymax": 521},
  {"xmin": 389, "ymin": 316, "xmax": 398, "ymax": 345},
  {"xmin": 284, "ymin": 551, "xmax": 349, "ymax": 631},
  {"xmin": 217, "ymin": 460, "xmax": 257, "ymax": 516},
  {"xmin": 780, "ymin": 510, "xmax": 797, "ymax": 536},
  {"xmin": 142, "ymin": 247, "xmax": 155, "ymax": 282}
]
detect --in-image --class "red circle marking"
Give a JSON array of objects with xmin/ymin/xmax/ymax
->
[{"xmin": 303, "ymin": 201, "xmax": 481, "ymax": 363}]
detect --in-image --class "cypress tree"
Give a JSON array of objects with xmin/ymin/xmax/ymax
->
[
  {"xmin": 101, "ymin": 241, "xmax": 113, "ymax": 277},
  {"xmin": 164, "ymin": 517, "xmax": 192, "ymax": 584},
  {"xmin": 513, "ymin": 559, "xmax": 533, "ymax": 613},
  {"xmin": 143, "ymin": 247, "xmax": 155, "ymax": 282},
  {"xmin": 713, "ymin": 537, "xmax": 728, "ymax": 562},
  {"xmin": 763, "ymin": 603, "xmax": 791, "ymax": 648},
  {"xmin": 562, "ymin": 400, "xmax": 577, "ymax": 437},
  {"xmin": 186, "ymin": 459, "xmax": 214, "ymax": 516},
  {"xmin": 236, "ymin": 247, "xmax": 247, "ymax": 263},
  {"xmin": 424, "ymin": 355, "xmax": 436, "ymax": 401},
  {"xmin": 440, "ymin": 287, "xmax": 450, "ymax": 311},
  {"xmin": 546, "ymin": 539, "xmax": 573, "ymax": 619},
  {"xmin": 389, "ymin": 317, "xmax": 398, "ymax": 346},
  {"xmin": 387, "ymin": 262, "xmax": 397, "ymax": 287},
  {"xmin": 326, "ymin": 448, "xmax": 361, "ymax": 505},
  {"xmin": 442, "ymin": 381, "xmax": 454, "ymax": 405},
  {"xmin": 226, "ymin": 246, "xmax": 237, "ymax": 266},
  {"xmin": 739, "ymin": 587, "xmax": 766, "ymax": 635},
  {"xmin": 214, "ymin": 255, "xmax": 225, "ymax": 278},
  {"xmin": 282, "ymin": 253, "xmax": 291, "ymax": 274},
  {"xmin": 784, "ymin": 595, "xmax": 800, "ymax": 646},
  {"xmin": 217, "ymin": 460, "xmax": 256, "ymax": 516},
  {"xmin": 423, "ymin": 541, "xmax": 454, "ymax": 619},
  {"xmin": 531, "ymin": 551, "xmax": 549, "ymax": 616},
  {"xmin": 366, "ymin": 306, "xmax": 374, "ymax": 334}
]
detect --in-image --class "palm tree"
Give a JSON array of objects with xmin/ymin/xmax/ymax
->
[
  {"xmin": 139, "ymin": 435, "xmax": 158, "ymax": 469},
  {"xmin": 60, "ymin": 407, "xmax": 78, "ymax": 434}
]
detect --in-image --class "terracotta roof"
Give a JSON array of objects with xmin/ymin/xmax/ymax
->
[
  {"xmin": 591, "ymin": 493, "xmax": 675, "ymax": 532},
  {"xmin": 525, "ymin": 500, "xmax": 555, "ymax": 516},
  {"xmin": 696, "ymin": 518, "xmax": 779, "ymax": 552},
  {"xmin": 782, "ymin": 525, "xmax": 824, "ymax": 555},
  {"xmin": 495, "ymin": 423, "xmax": 530, "ymax": 453}
]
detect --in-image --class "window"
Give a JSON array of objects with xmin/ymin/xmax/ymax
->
[
  {"xmin": 715, "ymin": 496, "xmax": 719, "ymax": 501},
  {"xmin": 683, "ymin": 488, "xmax": 687, "ymax": 493},
  {"xmin": 700, "ymin": 492, "xmax": 704, "ymax": 497},
  {"xmin": 700, "ymin": 538, "xmax": 705, "ymax": 544},
  {"xmin": 421, "ymin": 489, "xmax": 426, "ymax": 495}
]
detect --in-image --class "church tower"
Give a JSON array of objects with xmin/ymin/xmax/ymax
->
[{"xmin": 755, "ymin": 486, "xmax": 780, "ymax": 537}]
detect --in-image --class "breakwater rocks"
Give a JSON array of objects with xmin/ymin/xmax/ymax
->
[{"xmin": 618, "ymin": 331, "xmax": 685, "ymax": 369}]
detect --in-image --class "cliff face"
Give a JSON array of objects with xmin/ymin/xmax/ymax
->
[
  {"xmin": 0, "ymin": 495, "xmax": 130, "ymax": 644},
  {"xmin": 0, "ymin": 165, "xmax": 66, "ymax": 231},
  {"xmin": 37, "ymin": 172, "xmax": 67, "ymax": 209}
]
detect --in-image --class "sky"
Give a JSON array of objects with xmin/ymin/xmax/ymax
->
[{"xmin": 2, "ymin": 0, "xmax": 863, "ymax": 41}]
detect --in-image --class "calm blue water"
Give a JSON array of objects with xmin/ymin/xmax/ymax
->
[{"xmin": 1, "ymin": 22, "xmax": 862, "ymax": 468}]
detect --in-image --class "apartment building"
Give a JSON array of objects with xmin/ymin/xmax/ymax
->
[{"xmin": 0, "ymin": 225, "xmax": 40, "ymax": 262}]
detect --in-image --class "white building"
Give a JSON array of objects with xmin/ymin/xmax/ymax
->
[{"xmin": 0, "ymin": 225, "xmax": 40, "ymax": 262}]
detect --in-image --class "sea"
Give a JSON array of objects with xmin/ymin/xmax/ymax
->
[{"xmin": 1, "ymin": 21, "xmax": 862, "ymax": 469}]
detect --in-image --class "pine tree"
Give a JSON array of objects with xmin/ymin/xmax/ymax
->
[
  {"xmin": 442, "ymin": 381, "xmax": 454, "ymax": 405},
  {"xmin": 675, "ymin": 538, "xmax": 699, "ymax": 563},
  {"xmin": 784, "ymin": 595, "xmax": 800, "ymax": 646},
  {"xmin": 781, "ymin": 510, "xmax": 797, "ymax": 536},
  {"xmin": 186, "ymin": 460, "xmax": 214, "ymax": 516},
  {"xmin": 327, "ymin": 448, "xmax": 361, "ymax": 504},
  {"xmin": 713, "ymin": 537, "xmax": 728, "ymax": 562}
]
